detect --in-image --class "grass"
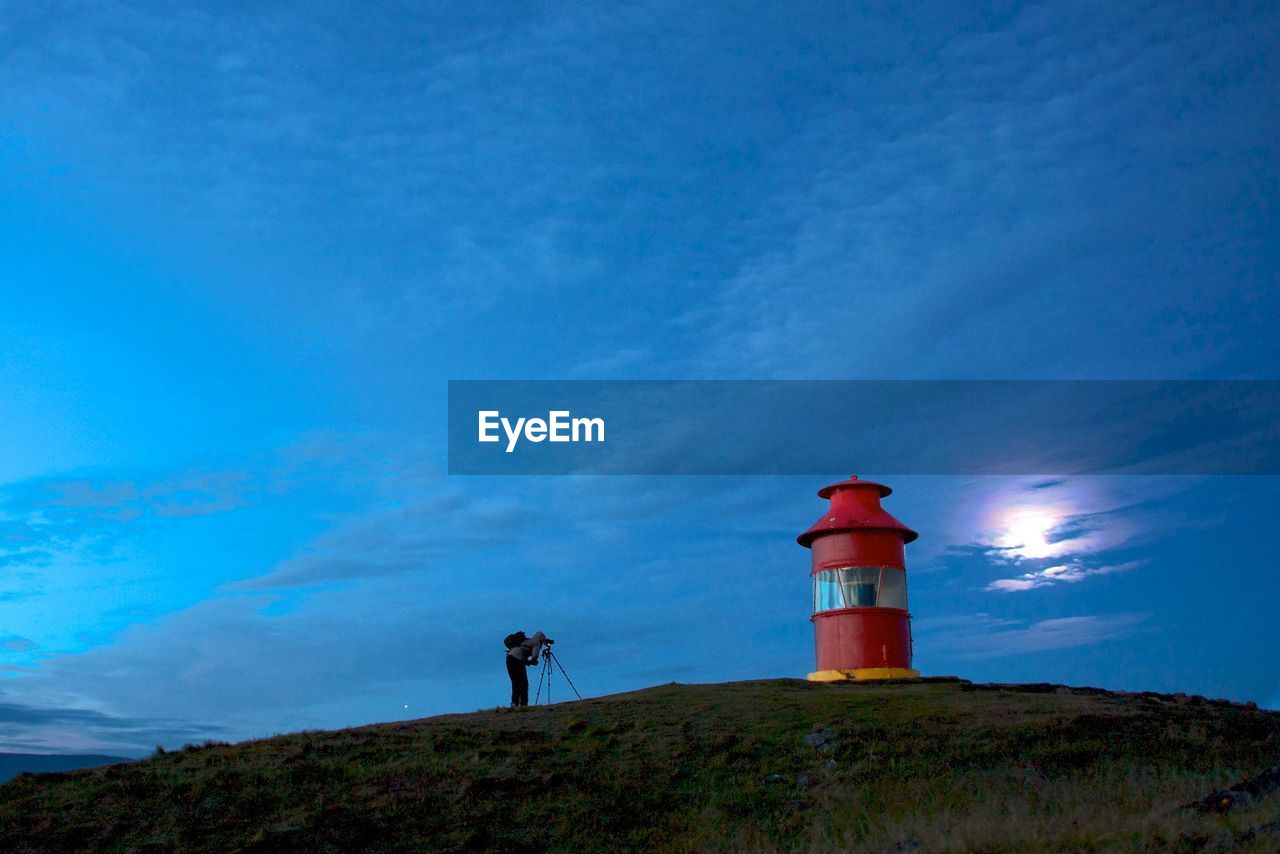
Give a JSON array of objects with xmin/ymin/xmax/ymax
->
[{"xmin": 2, "ymin": 678, "xmax": 1277, "ymax": 851}]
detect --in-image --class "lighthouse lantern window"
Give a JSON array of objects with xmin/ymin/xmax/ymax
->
[{"xmin": 812, "ymin": 567, "xmax": 908, "ymax": 613}]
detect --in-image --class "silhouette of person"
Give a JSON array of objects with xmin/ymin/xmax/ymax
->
[{"xmin": 506, "ymin": 630, "xmax": 548, "ymax": 707}]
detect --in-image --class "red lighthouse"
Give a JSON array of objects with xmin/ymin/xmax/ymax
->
[{"xmin": 798, "ymin": 476, "xmax": 920, "ymax": 681}]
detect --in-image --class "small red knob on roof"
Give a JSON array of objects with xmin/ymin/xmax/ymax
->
[{"xmin": 816, "ymin": 475, "xmax": 893, "ymax": 499}]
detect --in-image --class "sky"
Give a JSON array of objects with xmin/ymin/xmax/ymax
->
[{"xmin": 1, "ymin": 0, "xmax": 1278, "ymax": 754}]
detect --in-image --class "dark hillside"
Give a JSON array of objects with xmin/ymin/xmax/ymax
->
[{"xmin": 2, "ymin": 679, "xmax": 1278, "ymax": 851}]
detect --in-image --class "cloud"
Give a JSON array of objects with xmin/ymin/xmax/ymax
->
[
  {"xmin": 568, "ymin": 347, "xmax": 651, "ymax": 379},
  {"xmin": 923, "ymin": 479, "xmax": 1168, "ymax": 594},
  {"xmin": 0, "ymin": 550, "xmax": 54, "ymax": 569},
  {"xmin": 25, "ymin": 470, "xmax": 251, "ymax": 519},
  {"xmin": 1, "ymin": 635, "xmax": 38, "ymax": 652},
  {"xmin": 926, "ymin": 481, "xmax": 1119, "ymax": 576},
  {"xmin": 0, "ymin": 468, "xmax": 254, "ymax": 568},
  {"xmin": 0, "ymin": 0, "xmax": 615, "ymax": 334},
  {"xmin": 0, "ymin": 690, "xmax": 225, "ymax": 754},
  {"xmin": 1, "ymin": 635, "xmax": 38, "ymax": 655},
  {"xmin": 233, "ymin": 490, "xmax": 542, "ymax": 589},
  {"xmin": 985, "ymin": 560, "xmax": 1144, "ymax": 593},
  {"xmin": 5, "ymin": 0, "xmax": 1275, "ymax": 390},
  {"xmin": 918, "ymin": 612, "xmax": 1151, "ymax": 660},
  {"xmin": 0, "ymin": 432, "xmax": 372, "ymax": 587},
  {"xmin": 20, "ymin": 570, "xmax": 754, "ymax": 747},
  {"xmin": 682, "ymin": 1, "xmax": 1280, "ymax": 379},
  {"xmin": 12, "ymin": 475, "xmax": 818, "ymax": 746}
]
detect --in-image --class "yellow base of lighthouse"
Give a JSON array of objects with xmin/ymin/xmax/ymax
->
[{"xmin": 807, "ymin": 667, "xmax": 921, "ymax": 682}]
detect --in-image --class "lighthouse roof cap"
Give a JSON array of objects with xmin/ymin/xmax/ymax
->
[
  {"xmin": 816, "ymin": 475, "xmax": 892, "ymax": 499},
  {"xmin": 798, "ymin": 475, "xmax": 918, "ymax": 547}
]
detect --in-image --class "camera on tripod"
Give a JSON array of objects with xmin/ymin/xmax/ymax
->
[
  {"xmin": 535, "ymin": 638, "xmax": 554, "ymax": 661},
  {"xmin": 533, "ymin": 638, "xmax": 580, "ymax": 704}
]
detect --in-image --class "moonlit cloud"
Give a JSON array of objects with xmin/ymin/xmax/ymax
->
[
  {"xmin": 967, "ymin": 478, "xmax": 1154, "ymax": 569},
  {"xmin": 985, "ymin": 560, "xmax": 1144, "ymax": 593},
  {"xmin": 993, "ymin": 508, "xmax": 1067, "ymax": 559},
  {"xmin": 930, "ymin": 480, "xmax": 1172, "ymax": 600}
]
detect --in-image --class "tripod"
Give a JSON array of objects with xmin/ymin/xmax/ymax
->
[{"xmin": 533, "ymin": 645, "xmax": 583, "ymax": 705}]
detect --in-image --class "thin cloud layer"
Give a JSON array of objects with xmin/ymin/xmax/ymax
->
[
  {"xmin": 1, "ymin": 636, "xmax": 38, "ymax": 652},
  {"xmin": 0, "ymin": 690, "xmax": 226, "ymax": 754},
  {"xmin": 0, "ymin": 469, "xmax": 252, "ymax": 568},
  {"xmin": 235, "ymin": 491, "xmax": 542, "ymax": 589},
  {"xmin": 919, "ymin": 612, "xmax": 1151, "ymax": 660}
]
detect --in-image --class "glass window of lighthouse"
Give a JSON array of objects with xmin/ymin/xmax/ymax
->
[{"xmin": 812, "ymin": 567, "xmax": 908, "ymax": 612}]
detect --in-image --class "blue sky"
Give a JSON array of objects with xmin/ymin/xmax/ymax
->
[{"xmin": 1, "ymin": 0, "xmax": 1278, "ymax": 753}]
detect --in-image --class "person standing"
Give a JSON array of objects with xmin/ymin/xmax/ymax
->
[{"xmin": 505, "ymin": 630, "xmax": 549, "ymax": 707}]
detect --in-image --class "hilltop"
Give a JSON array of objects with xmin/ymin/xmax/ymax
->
[{"xmin": 2, "ymin": 679, "xmax": 1278, "ymax": 851}]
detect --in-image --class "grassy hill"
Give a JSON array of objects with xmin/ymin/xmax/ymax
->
[{"xmin": 2, "ymin": 678, "xmax": 1278, "ymax": 851}]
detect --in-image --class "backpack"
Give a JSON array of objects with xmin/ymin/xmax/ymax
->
[{"xmin": 504, "ymin": 631, "xmax": 525, "ymax": 650}]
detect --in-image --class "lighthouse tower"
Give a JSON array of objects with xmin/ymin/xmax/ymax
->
[{"xmin": 798, "ymin": 476, "xmax": 920, "ymax": 681}]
